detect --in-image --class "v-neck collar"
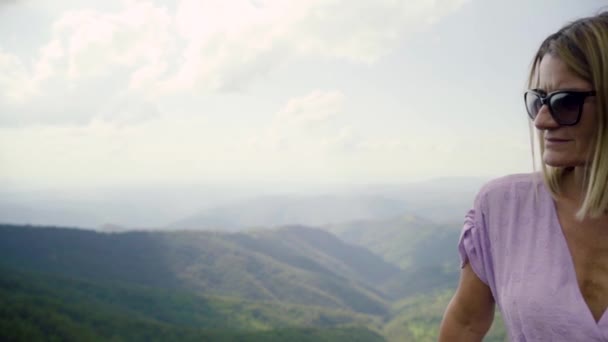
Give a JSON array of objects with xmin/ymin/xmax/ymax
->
[{"xmin": 543, "ymin": 182, "xmax": 608, "ymax": 332}]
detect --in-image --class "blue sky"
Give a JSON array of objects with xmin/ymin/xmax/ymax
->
[{"xmin": 0, "ymin": 0, "xmax": 605, "ymax": 189}]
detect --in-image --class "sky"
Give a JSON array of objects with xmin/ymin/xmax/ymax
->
[{"xmin": 0, "ymin": 0, "xmax": 605, "ymax": 191}]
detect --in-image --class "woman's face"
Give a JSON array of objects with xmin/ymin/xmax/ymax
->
[{"xmin": 533, "ymin": 54, "xmax": 597, "ymax": 168}]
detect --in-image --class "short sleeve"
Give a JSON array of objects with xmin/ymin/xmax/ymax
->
[{"xmin": 458, "ymin": 195, "xmax": 493, "ymax": 286}]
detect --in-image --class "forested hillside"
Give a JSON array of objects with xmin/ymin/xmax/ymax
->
[{"xmin": 0, "ymin": 224, "xmax": 505, "ymax": 341}]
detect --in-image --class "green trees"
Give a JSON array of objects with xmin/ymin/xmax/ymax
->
[{"xmin": 0, "ymin": 224, "xmax": 506, "ymax": 341}]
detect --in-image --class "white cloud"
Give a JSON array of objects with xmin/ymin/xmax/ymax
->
[
  {"xmin": 247, "ymin": 90, "xmax": 346, "ymax": 152},
  {"xmin": 0, "ymin": 50, "xmax": 32, "ymax": 104},
  {"xmin": 0, "ymin": 1, "xmax": 173, "ymax": 126},
  {"xmin": 51, "ymin": 1, "xmax": 173, "ymax": 80},
  {"xmin": 275, "ymin": 90, "xmax": 344, "ymax": 128},
  {"xmin": 95, "ymin": 95, "xmax": 162, "ymax": 127},
  {"xmin": 0, "ymin": 0, "xmax": 469, "ymax": 127},
  {"xmin": 161, "ymin": 0, "xmax": 471, "ymax": 92},
  {"xmin": 288, "ymin": 0, "xmax": 470, "ymax": 62}
]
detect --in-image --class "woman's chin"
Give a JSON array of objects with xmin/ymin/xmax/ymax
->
[{"xmin": 542, "ymin": 154, "xmax": 581, "ymax": 168}]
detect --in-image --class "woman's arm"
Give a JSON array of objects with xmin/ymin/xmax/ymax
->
[{"xmin": 439, "ymin": 263, "xmax": 495, "ymax": 342}]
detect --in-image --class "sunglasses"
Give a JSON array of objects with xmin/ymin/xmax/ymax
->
[{"xmin": 524, "ymin": 89, "xmax": 596, "ymax": 126}]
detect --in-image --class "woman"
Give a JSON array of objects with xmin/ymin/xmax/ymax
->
[{"xmin": 439, "ymin": 12, "xmax": 608, "ymax": 341}]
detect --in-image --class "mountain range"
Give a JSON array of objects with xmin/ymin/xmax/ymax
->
[
  {"xmin": 0, "ymin": 177, "xmax": 485, "ymax": 230},
  {"xmin": 0, "ymin": 220, "xmax": 506, "ymax": 341}
]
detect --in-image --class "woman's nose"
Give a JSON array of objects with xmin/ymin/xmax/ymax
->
[{"xmin": 533, "ymin": 104, "xmax": 560, "ymax": 130}]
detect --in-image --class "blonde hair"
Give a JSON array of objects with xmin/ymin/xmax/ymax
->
[{"xmin": 527, "ymin": 11, "xmax": 608, "ymax": 220}]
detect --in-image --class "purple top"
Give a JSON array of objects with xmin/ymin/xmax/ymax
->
[{"xmin": 459, "ymin": 173, "xmax": 608, "ymax": 341}]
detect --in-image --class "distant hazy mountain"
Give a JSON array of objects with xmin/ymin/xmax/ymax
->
[
  {"xmin": 0, "ymin": 177, "xmax": 486, "ymax": 230},
  {"xmin": 168, "ymin": 195, "xmax": 410, "ymax": 231},
  {"xmin": 325, "ymin": 215, "xmax": 461, "ymax": 270},
  {"xmin": 325, "ymin": 215, "xmax": 463, "ymax": 299},
  {"xmin": 167, "ymin": 177, "xmax": 484, "ymax": 232},
  {"xmin": 0, "ymin": 201, "xmax": 103, "ymax": 229},
  {"xmin": 351, "ymin": 177, "xmax": 484, "ymax": 224},
  {"xmin": 0, "ymin": 183, "xmax": 268, "ymax": 229}
]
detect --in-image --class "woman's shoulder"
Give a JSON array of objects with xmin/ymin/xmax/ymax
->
[{"xmin": 475, "ymin": 172, "xmax": 544, "ymax": 208}]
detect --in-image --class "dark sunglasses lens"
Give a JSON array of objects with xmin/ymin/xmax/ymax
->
[
  {"xmin": 525, "ymin": 92, "xmax": 542, "ymax": 119},
  {"xmin": 551, "ymin": 93, "xmax": 581, "ymax": 125}
]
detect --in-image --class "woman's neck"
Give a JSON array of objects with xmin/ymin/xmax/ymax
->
[{"xmin": 562, "ymin": 166, "xmax": 588, "ymax": 204}]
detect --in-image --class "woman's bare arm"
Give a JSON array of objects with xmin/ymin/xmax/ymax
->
[{"xmin": 439, "ymin": 263, "xmax": 495, "ymax": 342}]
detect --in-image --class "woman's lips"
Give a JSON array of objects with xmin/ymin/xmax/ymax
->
[{"xmin": 545, "ymin": 138, "xmax": 571, "ymax": 147}]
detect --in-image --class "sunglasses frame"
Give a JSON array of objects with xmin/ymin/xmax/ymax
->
[{"xmin": 524, "ymin": 89, "xmax": 596, "ymax": 126}]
